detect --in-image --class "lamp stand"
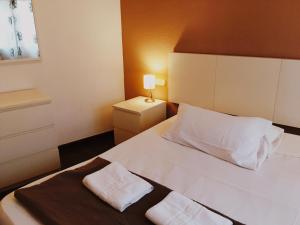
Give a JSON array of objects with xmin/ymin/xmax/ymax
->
[{"xmin": 145, "ymin": 90, "xmax": 155, "ymax": 103}]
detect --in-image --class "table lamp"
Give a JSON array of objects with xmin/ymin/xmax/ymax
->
[{"xmin": 143, "ymin": 74, "xmax": 156, "ymax": 103}]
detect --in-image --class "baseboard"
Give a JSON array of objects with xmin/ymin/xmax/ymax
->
[{"xmin": 58, "ymin": 130, "xmax": 114, "ymax": 150}]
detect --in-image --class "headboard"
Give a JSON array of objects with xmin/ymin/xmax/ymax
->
[{"xmin": 168, "ymin": 53, "xmax": 300, "ymax": 128}]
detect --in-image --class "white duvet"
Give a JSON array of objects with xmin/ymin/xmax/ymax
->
[{"xmin": 1, "ymin": 116, "xmax": 300, "ymax": 225}]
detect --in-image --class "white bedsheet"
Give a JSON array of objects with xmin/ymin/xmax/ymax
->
[{"xmin": 1, "ymin": 116, "xmax": 300, "ymax": 225}]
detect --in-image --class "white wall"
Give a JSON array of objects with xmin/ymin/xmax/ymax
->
[{"xmin": 0, "ymin": 0, "xmax": 125, "ymax": 144}]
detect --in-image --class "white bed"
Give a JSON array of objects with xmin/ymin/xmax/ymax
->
[
  {"xmin": 1, "ymin": 116, "xmax": 300, "ymax": 225},
  {"xmin": 2, "ymin": 52, "xmax": 300, "ymax": 225}
]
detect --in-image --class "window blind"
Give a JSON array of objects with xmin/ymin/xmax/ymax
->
[{"xmin": 0, "ymin": 0, "xmax": 39, "ymax": 60}]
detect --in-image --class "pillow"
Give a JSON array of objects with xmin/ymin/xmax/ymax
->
[
  {"xmin": 162, "ymin": 104, "xmax": 273, "ymax": 170},
  {"xmin": 265, "ymin": 125, "xmax": 284, "ymax": 156}
]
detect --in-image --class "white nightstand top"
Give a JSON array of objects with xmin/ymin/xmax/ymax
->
[
  {"xmin": 0, "ymin": 89, "xmax": 51, "ymax": 113},
  {"xmin": 113, "ymin": 96, "xmax": 166, "ymax": 115}
]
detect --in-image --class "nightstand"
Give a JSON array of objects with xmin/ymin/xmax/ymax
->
[{"xmin": 113, "ymin": 96, "xmax": 166, "ymax": 144}]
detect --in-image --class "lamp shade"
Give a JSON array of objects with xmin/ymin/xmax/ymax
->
[{"xmin": 143, "ymin": 74, "xmax": 156, "ymax": 90}]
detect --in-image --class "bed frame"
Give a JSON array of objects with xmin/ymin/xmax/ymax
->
[{"xmin": 168, "ymin": 53, "xmax": 300, "ymax": 129}]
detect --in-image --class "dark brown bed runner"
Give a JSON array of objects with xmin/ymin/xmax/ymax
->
[{"xmin": 15, "ymin": 157, "xmax": 245, "ymax": 225}]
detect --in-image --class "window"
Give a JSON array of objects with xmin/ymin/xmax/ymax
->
[{"xmin": 0, "ymin": 0, "xmax": 39, "ymax": 61}]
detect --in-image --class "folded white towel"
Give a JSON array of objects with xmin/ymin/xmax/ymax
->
[
  {"xmin": 83, "ymin": 161, "xmax": 153, "ymax": 212},
  {"xmin": 146, "ymin": 191, "xmax": 233, "ymax": 225}
]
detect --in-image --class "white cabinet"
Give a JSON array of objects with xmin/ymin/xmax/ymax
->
[
  {"xmin": 0, "ymin": 89, "xmax": 60, "ymax": 188},
  {"xmin": 113, "ymin": 96, "xmax": 166, "ymax": 144}
]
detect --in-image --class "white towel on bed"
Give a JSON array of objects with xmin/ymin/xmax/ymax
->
[
  {"xmin": 146, "ymin": 191, "xmax": 233, "ymax": 225},
  {"xmin": 83, "ymin": 161, "xmax": 153, "ymax": 212}
]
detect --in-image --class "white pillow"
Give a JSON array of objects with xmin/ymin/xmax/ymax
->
[
  {"xmin": 265, "ymin": 125, "xmax": 284, "ymax": 156},
  {"xmin": 162, "ymin": 104, "xmax": 273, "ymax": 170}
]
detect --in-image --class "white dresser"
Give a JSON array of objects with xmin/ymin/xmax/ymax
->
[
  {"xmin": 113, "ymin": 96, "xmax": 166, "ymax": 144},
  {"xmin": 0, "ymin": 89, "xmax": 61, "ymax": 189}
]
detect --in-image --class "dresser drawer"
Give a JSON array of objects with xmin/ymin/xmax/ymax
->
[
  {"xmin": 0, "ymin": 148, "xmax": 60, "ymax": 188},
  {"xmin": 0, "ymin": 125, "xmax": 57, "ymax": 164},
  {"xmin": 113, "ymin": 109, "xmax": 141, "ymax": 133},
  {"xmin": 0, "ymin": 104, "xmax": 53, "ymax": 138}
]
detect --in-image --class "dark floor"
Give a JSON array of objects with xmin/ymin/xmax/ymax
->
[
  {"xmin": 0, "ymin": 131, "xmax": 115, "ymax": 200},
  {"xmin": 59, "ymin": 131, "xmax": 115, "ymax": 170}
]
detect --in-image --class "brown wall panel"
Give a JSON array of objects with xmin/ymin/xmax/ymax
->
[{"xmin": 121, "ymin": 0, "xmax": 300, "ymax": 100}]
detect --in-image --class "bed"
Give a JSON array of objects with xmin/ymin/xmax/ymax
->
[{"xmin": 2, "ymin": 53, "xmax": 300, "ymax": 225}]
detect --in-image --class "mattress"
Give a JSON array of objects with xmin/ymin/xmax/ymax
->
[{"xmin": 1, "ymin": 116, "xmax": 300, "ymax": 225}]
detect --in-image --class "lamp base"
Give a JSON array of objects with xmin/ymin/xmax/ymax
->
[
  {"xmin": 145, "ymin": 90, "xmax": 155, "ymax": 103},
  {"xmin": 144, "ymin": 97, "xmax": 155, "ymax": 103}
]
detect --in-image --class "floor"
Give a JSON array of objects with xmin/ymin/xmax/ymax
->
[
  {"xmin": 59, "ymin": 131, "xmax": 115, "ymax": 170},
  {"xmin": 0, "ymin": 131, "xmax": 115, "ymax": 200}
]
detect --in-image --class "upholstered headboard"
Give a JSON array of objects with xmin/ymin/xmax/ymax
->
[{"xmin": 168, "ymin": 53, "xmax": 300, "ymax": 128}]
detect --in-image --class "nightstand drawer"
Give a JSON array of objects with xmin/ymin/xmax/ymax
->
[
  {"xmin": 140, "ymin": 104, "xmax": 166, "ymax": 130},
  {"xmin": 112, "ymin": 96, "xmax": 166, "ymax": 144},
  {"xmin": 0, "ymin": 104, "xmax": 53, "ymax": 138},
  {"xmin": 113, "ymin": 109, "xmax": 141, "ymax": 133},
  {"xmin": 114, "ymin": 128, "xmax": 135, "ymax": 144}
]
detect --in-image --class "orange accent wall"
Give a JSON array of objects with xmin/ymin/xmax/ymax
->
[{"xmin": 121, "ymin": 0, "xmax": 300, "ymax": 100}]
